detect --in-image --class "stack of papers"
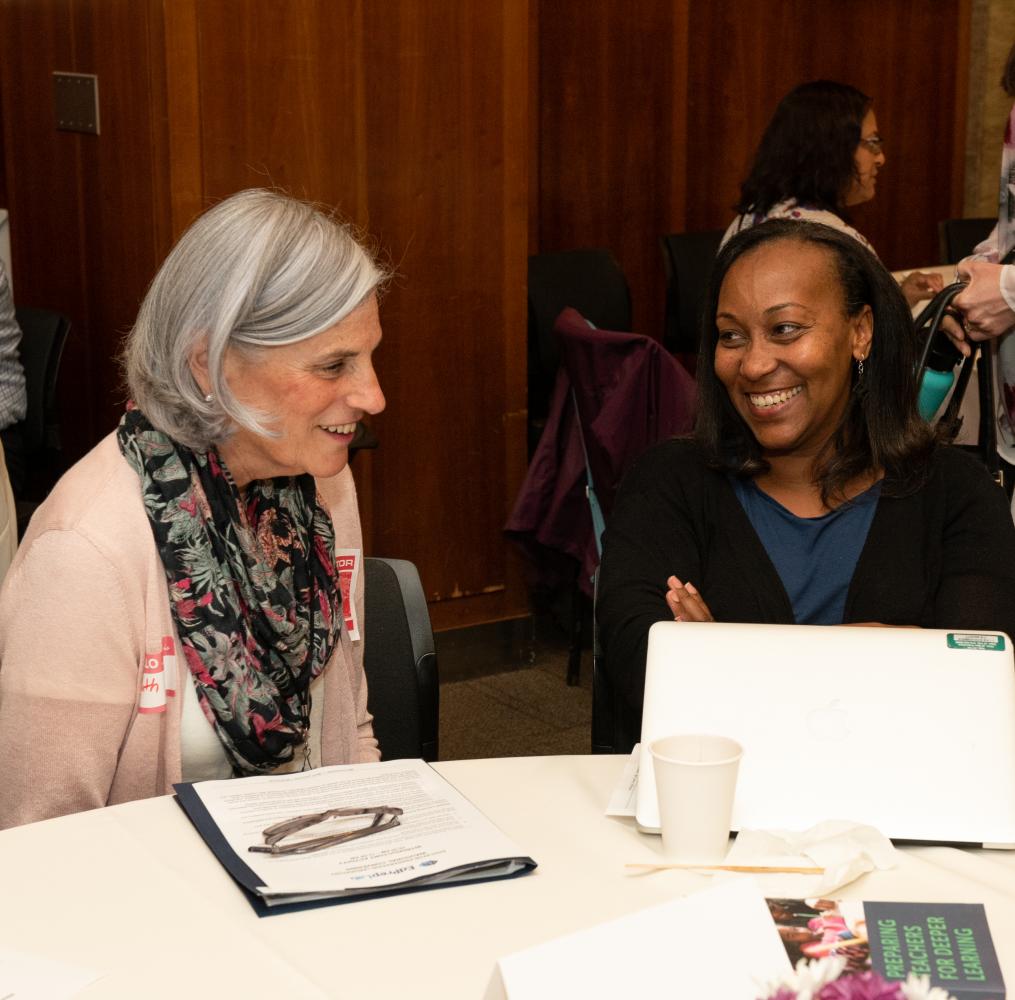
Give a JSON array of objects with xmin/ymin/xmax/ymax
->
[{"xmin": 175, "ymin": 759, "xmax": 536, "ymax": 913}]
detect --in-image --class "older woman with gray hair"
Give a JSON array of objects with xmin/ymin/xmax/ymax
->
[{"xmin": 0, "ymin": 189, "xmax": 386, "ymax": 828}]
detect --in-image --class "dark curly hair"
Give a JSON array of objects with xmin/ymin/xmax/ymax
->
[
  {"xmin": 735, "ymin": 80, "xmax": 872, "ymax": 218},
  {"xmin": 695, "ymin": 219, "xmax": 935, "ymax": 505}
]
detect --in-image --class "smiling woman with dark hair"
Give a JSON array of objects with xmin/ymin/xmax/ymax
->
[{"xmin": 597, "ymin": 219, "xmax": 1015, "ymax": 744}]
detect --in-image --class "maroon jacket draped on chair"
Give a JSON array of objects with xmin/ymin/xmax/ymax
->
[{"xmin": 506, "ymin": 307, "xmax": 696, "ymax": 595}]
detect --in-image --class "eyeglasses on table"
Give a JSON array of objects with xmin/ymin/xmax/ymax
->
[{"xmin": 248, "ymin": 805, "xmax": 404, "ymax": 856}]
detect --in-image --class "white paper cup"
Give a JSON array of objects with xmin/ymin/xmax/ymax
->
[{"xmin": 649, "ymin": 733, "xmax": 743, "ymax": 863}]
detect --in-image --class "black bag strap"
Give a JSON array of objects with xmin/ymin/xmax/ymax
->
[
  {"xmin": 915, "ymin": 283, "xmax": 972, "ymax": 442},
  {"xmin": 913, "ymin": 280, "xmax": 1006, "ymax": 484},
  {"xmin": 914, "ymin": 281, "xmax": 967, "ymax": 373}
]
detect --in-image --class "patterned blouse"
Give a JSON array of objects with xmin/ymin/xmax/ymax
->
[{"xmin": 721, "ymin": 199, "xmax": 876, "ymax": 256}]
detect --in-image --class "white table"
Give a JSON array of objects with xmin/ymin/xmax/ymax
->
[{"xmin": 2, "ymin": 755, "xmax": 1015, "ymax": 998}]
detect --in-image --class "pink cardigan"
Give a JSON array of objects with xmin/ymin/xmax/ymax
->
[{"xmin": 0, "ymin": 433, "xmax": 378, "ymax": 829}]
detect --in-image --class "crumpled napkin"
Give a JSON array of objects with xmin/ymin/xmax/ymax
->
[{"xmin": 720, "ymin": 819, "xmax": 899, "ymax": 896}]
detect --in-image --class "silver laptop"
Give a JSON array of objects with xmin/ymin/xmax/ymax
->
[{"xmin": 635, "ymin": 621, "xmax": 1015, "ymax": 848}]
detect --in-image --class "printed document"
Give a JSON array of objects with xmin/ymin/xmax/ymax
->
[{"xmin": 176, "ymin": 758, "xmax": 535, "ymax": 905}]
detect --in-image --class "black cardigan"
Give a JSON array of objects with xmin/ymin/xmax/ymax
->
[{"xmin": 597, "ymin": 438, "xmax": 1015, "ymax": 737}]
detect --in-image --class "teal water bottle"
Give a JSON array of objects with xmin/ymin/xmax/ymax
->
[{"xmin": 917, "ymin": 333, "xmax": 962, "ymax": 421}]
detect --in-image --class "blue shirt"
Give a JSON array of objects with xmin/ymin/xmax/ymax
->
[{"xmin": 729, "ymin": 477, "xmax": 882, "ymax": 625}]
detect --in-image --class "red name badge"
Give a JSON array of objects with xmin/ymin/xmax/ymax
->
[
  {"xmin": 139, "ymin": 635, "xmax": 178, "ymax": 714},
  {"xmin": 336, "ymin": 549, "xmax": 361, "ymax": 641}
]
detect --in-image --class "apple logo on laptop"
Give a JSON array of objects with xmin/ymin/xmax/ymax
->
[{"xmin": 805, "ymin": 699, "xmax": 850, "ymax": 741}]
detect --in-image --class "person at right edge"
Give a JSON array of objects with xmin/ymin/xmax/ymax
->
[{"xmin": 949, "ymin": 40, "xmax": 1015, "ymax": 475}]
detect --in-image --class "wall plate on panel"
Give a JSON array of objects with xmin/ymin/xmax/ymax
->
[{"xmin": 53, "ymin": 72, "xmax": 100, "ymax": 135}]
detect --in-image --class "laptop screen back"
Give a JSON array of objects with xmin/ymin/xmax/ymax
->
[{"xmin": 635, "ymin": 621, "xmax": 1015, "ymax": 847}]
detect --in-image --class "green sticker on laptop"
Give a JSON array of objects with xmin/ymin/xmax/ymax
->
[{"xmin": 947, "ymin": 632, "xmax": 1006, "ymax": 651}]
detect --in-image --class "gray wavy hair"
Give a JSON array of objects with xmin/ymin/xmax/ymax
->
[{"xmin": 124, "ymin": 188, "xmax": 386, "ymax": 450}]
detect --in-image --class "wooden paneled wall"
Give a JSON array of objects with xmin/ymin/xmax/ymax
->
[
  {"xmin": 0, "ymin": 0, "xmax": 973, "ymax": 631},
  {"xmin": 536, "ymin": 0, "xmax": 691, "ymax": 337},
  {"xmin": 0, "ymin": 0, "xmax": 530, "ymax": 631},
  {"xmin": 0, "ymin": 0, "xmax": 172, "ymax": 459},
  {"xmin": 538, "ymin": 0, "xmax": 971, "ymax": 342}
]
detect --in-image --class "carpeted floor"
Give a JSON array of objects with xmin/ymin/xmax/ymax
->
[{"xmin": 435, "ymin": 617, "xmax": 594, "ymax": 760}]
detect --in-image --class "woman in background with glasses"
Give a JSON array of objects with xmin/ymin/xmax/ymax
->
[{"xmin": 722, "ymin": 79, "xmax": 940, "ymax": 309}]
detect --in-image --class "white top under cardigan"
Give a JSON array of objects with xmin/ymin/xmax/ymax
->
[{"xmin": 181, "ymin": 669, "xmax": 327, "ymax": 782}]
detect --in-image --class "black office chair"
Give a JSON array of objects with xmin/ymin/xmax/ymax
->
[
  {"xmin": 9, "ymin": 307, "xmax": 70, "ymax": 534},
  {"xmin": 527, "ymin": 249, "xmax": 632, "ymax": 457},
  {"xmin": 363, "ymin": 557, "xmax": 439, "ymax": 761},
  {"xmin": 660, "ymin": 229, "xmax": 724, "ymax": 358},
  {"xmin": 937, "ymin": 217, "xmax": 996, "ymax": 265},
  {"xmin": 13, "ymin": 307, "xmax": 70, "ymax": 455}
]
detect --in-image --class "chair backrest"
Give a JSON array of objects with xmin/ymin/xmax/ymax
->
[
  {"xmin": 937, "ymin": 217, "xmax": 996, "ymax": 265},
  {"xmin": 506, "ymin": 306, "xmax": 694, "ymax": 601},
  {"xmin": 660, "ymin": 229, "xmax": 724, "ymax": 356},
  {"xmin": 13, "ymin": 307, "xmax": 70, "ymax": 452},
  {"xmin": 556, "ymin": 307, "xmax": 696, "ymax": 526},
  {"xmin": 551, "ymin": 307, "xmax": 695, "ymax": 591},
  {"xmin": 363, "ymin": 557, "xmax": 439, "ymax": 761},
  {"xmin": 527, "ymin": 250, "xmax": 632, "ymax": 451}
]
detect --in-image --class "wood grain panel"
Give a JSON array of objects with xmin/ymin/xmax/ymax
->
[
  {"xmin": 0, "ymin": 0, "xmax": 172, "ymax": 463},
  {"xmin": 161, "ymin": 0, "xmax": 204, "ymax": 240},
  {"xmin": 684, "ymin": 0, "xmax": 969, "ymax": 270},
  {"xmin": 538, "ymin": 0, "xmax": 969, "ymax": 347},
  {"xmin": 70, "ymin": 0, "xmax": 174, "ymax": 427},
  {"xmin": 195, "ymin": 0, "xmax": 369, "ymax": 221},
  {"xmin": 359, "ymin": 0, "xmax": 529, "ymax": 624},
  {"xmin": 192, "ymin": 0, "xmax": 530, "ymax": 623},
  {"xmin": 537, "ymin": 0, "xmax": 691, "ymax": 339},
  {"xmin": 1, "ymin": 0, "xmax": 93, "ymax": 456}
]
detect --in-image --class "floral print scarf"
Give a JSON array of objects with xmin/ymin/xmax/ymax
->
[{"xmin": 117, "ymin": 406, "xmax": 343, "ymax": 775}]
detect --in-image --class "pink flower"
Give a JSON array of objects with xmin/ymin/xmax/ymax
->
[
  {"xmin": 175, "ymin": 597, "xmax": 196, "ymax": 618},
  {"xmin": 182, "ymin": 644, "xmax": 215, "ymax": 685},
  {"xmin": 252, "ymin": 712, "xmax": 286, "ymax": 738},
  {"xmin": 817, "ymin": 972, "xmax": 902, "ymax": 999}
]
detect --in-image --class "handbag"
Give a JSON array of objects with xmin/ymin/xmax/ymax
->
[{"xmin": 915, "ymin": 276, "xmax": 1010, "ymax": 491}]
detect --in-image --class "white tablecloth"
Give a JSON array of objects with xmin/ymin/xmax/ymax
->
[{"xmin": 1, "ymin": 755, "xmax": 1014, "ymax": 998}]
